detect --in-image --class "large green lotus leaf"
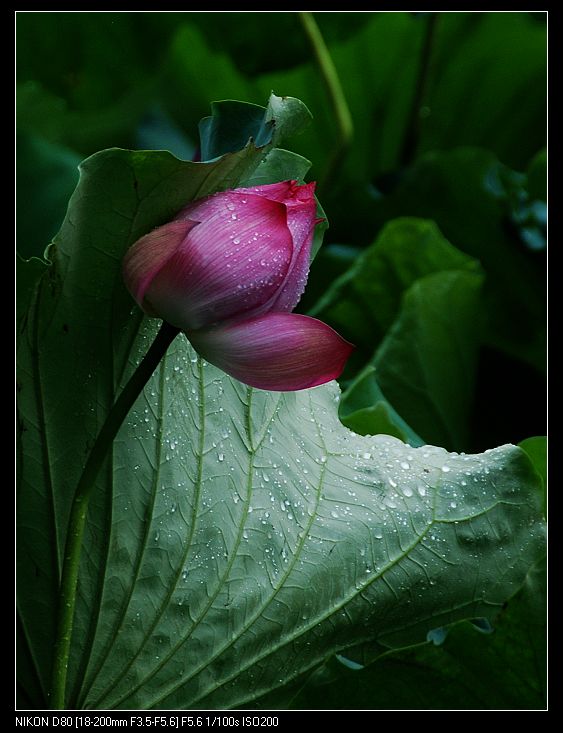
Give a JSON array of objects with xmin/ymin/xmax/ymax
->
[
  {"xmin": 17, "ymin": 148, "xmax": 545, "ymax": 710},
  {"xmin": 289, "ymin": 558, "xmax": 546, "ymax": 710}
]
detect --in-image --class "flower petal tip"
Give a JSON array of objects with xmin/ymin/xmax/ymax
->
[{"xmin": 188, "ymin": 313, "xmax": 353, "ymax": 392}]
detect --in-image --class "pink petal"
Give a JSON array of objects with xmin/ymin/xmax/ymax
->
[
  {"xmin": 268, "ymin": 198, "xmax": 318, "ymax": 311},
  {"xmin": 122, "ymin": 220, "xmax": 199, "ymax": 311},
  {"xmin": 237, "ymin": 181, "xmax": 319, "ymax": 312},
  {"xmin": 147, "ymin": 192, "xmax": 293, "ymax": 330},
  {"xmin": 187, "ymin": 313, "xmax": 354, "ymax": 391}
]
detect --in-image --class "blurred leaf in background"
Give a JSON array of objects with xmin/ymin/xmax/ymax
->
[
  {"xmin": 311, "ymin": 218, "xmax": 484, "ymax": 450},
  {"xmin": 16, "ymin": 134, "xmax": 80, "ymax": 259}
]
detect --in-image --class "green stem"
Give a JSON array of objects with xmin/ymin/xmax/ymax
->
[
  {"xmin": 398, "ymin": 12, "xmax": 438, "ymax": 168},
  {"xmin": 299, "ymin": 11, "xmax": 353, "ymax": 195},
  {"xmin": 50, "ymin": 321, "xmax": 180, "ymax": 709}
]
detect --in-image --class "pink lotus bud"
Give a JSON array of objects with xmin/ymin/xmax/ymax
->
[{"xmin": 123, "ymin": 181, "xmax": 353, "ymax": 391}]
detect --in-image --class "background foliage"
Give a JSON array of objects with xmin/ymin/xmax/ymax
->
[{"xmin": 17, "ymin": 11, "xmax": 546, "ymax": 710}]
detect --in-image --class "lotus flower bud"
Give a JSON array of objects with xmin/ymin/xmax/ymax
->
[{"xmin": 123, "ymin": 181, "xmax": 353, "ymax": 391}]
